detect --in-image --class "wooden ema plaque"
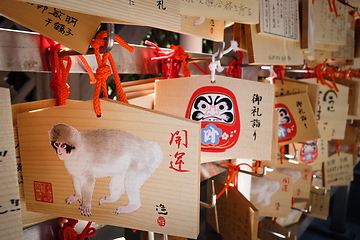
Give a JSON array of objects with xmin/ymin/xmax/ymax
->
[
  {"xmin": 275, "ymin": 93, "xmax": 320, "ymax": 145},
  {"xmin": 315, "ymin": 29, "xmax": 355, "ymax": 60},
  {"xmin": 300, "ymin": 78, "xmax": 349, "ymax": 140},
  {"xmin": 180, "ymin": 0, "xmax": 259, "ymax": 24},
  {"xmin": 291, "ymin": 138, "xmax": 329, "ymax": 168},
  {"xmin": 208, "ymin": 181, "xmax": 259, "ymax": 240},
  {"xmin": 17, "ymin": 99, "xmax": 200, "ymax": 238},
  {"xmin": 324, "ymin": 153, "xmax": 353, "ymax": 188},
  {"xmin": 0, "ymin": 1, "xmax": 101, "ymax": 55},
  {"xmin": 154, "ymin": 75, "xmax": 275, "ymax": 163},
  {"xmin": 244, "ymin": 24, "xmax": 303, "ymax": 65},
  {"xmin": 18, "ymin": 0, "xmax": 181, "ymax": 33},
  {"xmin": 264, "ymin": 161, "xmax": 312, "ymax": 199},
  {"xmin": 314, "ymin": 0, "xmax": 348, "ymax": 45},
  {"xmin": 250, "ymin": 171, "xmax": 293, "ymax": 218},
  {"xmin": 258, "ymin": 0, "xmax": 300, "ymax": 41},
  {"xmin": 301, "ymin": 0, "xmax": 315, "ymax": 61},
  {"xmin": 0, "ymin": 88, "xmax": 23, "ymax": 240},
  {"xmin": 308, "ymin": 186, "xmax": 330, "ymax": 220}
]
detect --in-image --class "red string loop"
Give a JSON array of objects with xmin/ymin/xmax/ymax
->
[
  {"xmin": 226, "ymin": 51, "xmax": 244, "ymax": 78},
  {"xmin": 46, "ymin": 38, "xmax": 71, "ymax": 106},
  {"xmin": 59, "ymin": 219, "xmax": 96, "ymax": 240},
  {"xmin": 216, "ymin": 162, "xmax": 255, "ymax": 199},
  {"xmin": 79, "ymin": 31, "xmax": 133, "ymax": 117},
  {"xmin": 273, "ymin": 65, "xmax": 285, "ymax": 85}
]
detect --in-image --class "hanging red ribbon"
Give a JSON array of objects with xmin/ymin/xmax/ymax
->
[
  {"xmin": 226, "ymin": 51, "xmax": 244, "ymax": 78},
  {"xmin": 46, "ymin": 38, "xmax": 71, "ymax": 106}
]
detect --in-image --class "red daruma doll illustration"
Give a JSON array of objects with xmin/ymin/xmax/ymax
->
[
  {"xmin": 300, "ymin": 139, "xmax": 318, "ymax": 164},
  {"xmin": 185, "ymin": 86, "xmax": 240, "ymax": 152},
  {"xmin": 275, "ymin": 103, "xmax": 297, "ymax": 143}
]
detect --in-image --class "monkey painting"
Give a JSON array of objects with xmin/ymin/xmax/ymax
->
[
  {"xmin": 250, "ymin": 177, "xmax": 280, "ymax": 207},
  {"xmin": 48, "ymin": 123, "xmax": 163, "ymax": 216}
]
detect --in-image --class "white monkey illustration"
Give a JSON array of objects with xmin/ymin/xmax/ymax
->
[
  {"xmin": 250, "ymin": 177, "xmax": 280, "ymax": 207},
  {"xmin": 48, "ymin": 123, "xmax": 163, "ymax": 216}
]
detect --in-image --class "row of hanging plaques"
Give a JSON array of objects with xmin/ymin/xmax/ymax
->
[
  {"xmin": 0, "ymin": 0, "xmax": 357, "ymax": 66},
  {"xmin": 1, "ymin": 71, "xmax": 356, "ymax": 239}
]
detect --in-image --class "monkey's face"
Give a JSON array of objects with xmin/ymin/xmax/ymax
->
[
  {"xmin": 53, "ymin": 142, "xmax": 67, "ymax": 160},
  {"xmin": 49, "ymin": 123, "xmax": 77, "ymax": 160}
]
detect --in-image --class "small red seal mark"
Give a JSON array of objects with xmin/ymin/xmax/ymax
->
[
  {"xmin": 157, "ymin": 216, "xmax": 166, "ymax": 227},
  {"xmin": 34, "ymin": 181, "xmax": 53, "ymax": 203}
]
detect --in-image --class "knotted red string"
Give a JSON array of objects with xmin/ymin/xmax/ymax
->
[
  {"xmin": 81, "ymin": 31, "xmax": 133, "ymax": 117},
  {"xmin": 226, "ymin": 51, "xmax": 244, "ymax": 78},
  {"xmin": 59, "ymin": 219, "xmax": 96, "ymax": 240},
  {"xmin": 145, "ymin": 40, "xmax": 174, "ymax": 79},
  {"xmin": 273, "ymin": 65, "xmax": 285, "ymax": 85},
  {"xmin": 145, "ymin": 40, "xmax": 191, "ymax": 78},
  {"xmin": 216, "ymin": 162, "xmax": 255, "ymax": 199},
  {"xmin": 314, "ymin": 59, "xmax": 337, "ymax": 90},
  {"xmin": 171, "ymin": 44, "xmax": 190, "ymax": 77},
  {"xmin": 47, "ymin": 38, "xmax": 71, "ymax": 106}
]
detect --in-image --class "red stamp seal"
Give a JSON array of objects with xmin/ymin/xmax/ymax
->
[
  {"xmin": 157, "ymin": 216, "xmax": 166, "ymax": 227},
  {"xmin": 34, "ymin": 181, "xmax": 53, "ymax": 203}
]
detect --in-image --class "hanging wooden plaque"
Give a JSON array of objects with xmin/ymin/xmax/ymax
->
[
  {"xmin": 208, "ymin": 181, "xmax": 259, "ymax": 240},
  {"xmin": 334, "ymin": 77, "xmax": 360, "ymax": 116},
  {"xmin": 275, "ymin": 93, "xmax": 320, "ymax": 145},
  {"xmin": 314, "ymin": 0, "xmax": 348, "ymax": 45},
  {"xmin": 18, "ymin": 0, "xmax": 181, "ymax": 33},
  {"xmin": 0, "ymin": 88, "xmax": 23, "ymax": 240},
  {"xmin": 0, "ymin": 0, "xmax": 101, "ymax": 55},
  {"xmin": 179, "ymin": 0, "xmax": 259, "ymax": 24},
  {"xmin": 291, "ymin": 138, "xmax": 329, "ymax": 168},
  {"xmin": 315, "ymin": 29, "xmax": 355, "ymax": 60},
  {"xmin": 300, "ymin": 78, "xmax": 349, "ymax": 140},
  {"xmin": 324, "ymin": 153, "xmax": 353, "ymax": 188},
  {"xmin": 258, "ymin": 0, "xmax": 300, "ymax": 41},
  {"xmin": 245, "ymin": 24, "xmax": 303, "ymax": 65},
  {"xmin": 264, "ymin": 161, "xmax": 312, "ymax": 199},
  {"xmin": 17, "ymin": 99, "xmax": 200, "ymax": 238},
  {"xmin": 308, "ymin": 186, "xmax": 330, "ymax": 220},
  {"xmin": 301, "ymin": 0, "xmax": 315, "ymax": 60},
  {"xmin": 180, "ymin": 16, "xmax": 224, "ymax": 42},
  {"xmin": 279, "ymin": 77, "xmax": 320, "ymax": 115},
  {"xmin": 154, "ymin": 75, "xmax": 275, "ymax": 163},
  {"xmin": 250, "ymin": 171, "xmax": 293, "ymax": 217}
]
